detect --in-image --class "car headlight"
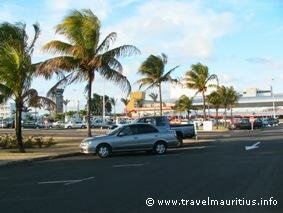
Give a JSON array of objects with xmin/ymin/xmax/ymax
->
[{"xmin": 81, "ymin": 140, "xmax": 92, "ymax": 146}]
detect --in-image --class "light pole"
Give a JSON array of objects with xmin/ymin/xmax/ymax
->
[{"xmin": 271, "ymin": 78, "xmax": 276, "ymax": 118}]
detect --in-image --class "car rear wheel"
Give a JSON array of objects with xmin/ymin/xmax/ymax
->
[
  {"xmin": 96, "ymin": 144, "xmax": 111, "ymax": 158},
  {"xmin": 154, "ymin": 141, "xmax": 167, "ymax": 155}
]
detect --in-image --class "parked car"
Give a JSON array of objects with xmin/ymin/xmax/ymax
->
[
  {"xmin": 91, "ymin": 119, "xmax": 113, "ymax": 129},
  {"xmin": 0, "ymin": 118, "xmax": 14, "ymax": 128},
  {"xmin": 266, "ymin": 117, "xmax": 279, "ymax": 126},
  {"xmin": 64, "ymin": 121, "xmax": 86, "ymax": 129},
  {"xmin": 229, "ymin": 118, "xmax": 263, "ymax": 130},
  {"xmin": 80, "ymin": 123, "xmax": 180, "ymax": 158},
  {"xmin": 134, "ymin": 116, "xmax": 196, "ymax": 140},
  {"xmin": 22, "ymin": 121, "xmax": 41, "ymax": 129},
  {"xmin": 52, "ymin": 121, "xmax": 64, "ymax": 128}
]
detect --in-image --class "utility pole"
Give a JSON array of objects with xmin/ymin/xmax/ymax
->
[
  {"xmin": 102, "ymin": 95, "xmax": 105, "ymax": 123},
  {"xmin": 271, "ymin": 79, "xmax": 276, "ymax": 118}
]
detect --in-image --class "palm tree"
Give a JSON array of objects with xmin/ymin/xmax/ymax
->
[
  {"xmin": 109, "ymin": 97, "xmax": 117, "ymax": 118},
  {"xmin": 120, "ymin": 97, "xmax": 129, "ymax": 116},
  {"xmin": 137, "ymin": 53, "xmax": 179, "ymax": 116},
  {"xmin": 217, "ymin": 86, "xmax": 238, "ymax": 127},
  {"xmin": 207, "ymin": 90, "xmax": 222, "ymax": 129},
  {"xmin": 174, "ymin": 95, "xmax": 193, "ymax": 117},
  {"xmin": 184, "ymin": 63, "xmax": 218, "ymax": 121},
  {"xmin": 228, "ymin": 87, "xmax": 239, "ymax": 118},
  {"xmin": 0, "ymin": 22, "xmax": 55, "ymax": 152},
  {"xmin": 37, "ymin": 9, "xmax": 140, "ymax": 137},
  {"xmin": 63, "ymin": 99, "xmax": 70, "ymax": 113},
  {"xmin": 148, "ymin": 93, "xmax": 158, "ymax": 115}
]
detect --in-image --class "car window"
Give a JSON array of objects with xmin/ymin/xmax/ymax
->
[
  {"xmin": 155, "ymin": 117, "xmax": 167, "ymax": 126},
  {"xmin": 119, "ymin": 126, "xmax": 133, "ymax": 136},
  {"xmin": 135, "ymin": 124, "xmax": 158, "ymax": 134}
]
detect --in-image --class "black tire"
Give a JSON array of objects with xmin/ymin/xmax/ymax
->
[
  {"xmin": 153, "ymin": 141, "xmax": 167, "ymax": 155},
  {"xmin": 96, "ymin": 144, "xmax": 111, "ymax": 158},
  {"xmin": 67, "ymin": 126, "xmax": 71, "ymax": 129}
]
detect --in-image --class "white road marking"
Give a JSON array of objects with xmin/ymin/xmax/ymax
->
[
  {"xmin": 113, "ymin": 163, "xmax": 146, "ymax": 168},
  {"xmin": 38, "ymin": 177, "xmax": 95, "ymax": 185},
  {"xmin": 245, "ymin": 142, "xmax": 261, "ymax": 151}
]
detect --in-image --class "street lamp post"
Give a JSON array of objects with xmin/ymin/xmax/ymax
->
[{"xmin": 271, "ymin": 78, "xmax": 276, "ymax": 118}]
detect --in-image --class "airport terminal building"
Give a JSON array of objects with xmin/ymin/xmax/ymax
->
[{"xmin": 126, "ymin": 88, "xmax": 283, "ymax": 118}]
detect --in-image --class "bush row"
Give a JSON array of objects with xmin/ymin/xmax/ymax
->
[{"xmin": 0, "ymin": 134, "xmax": 56, "ymax": 149}]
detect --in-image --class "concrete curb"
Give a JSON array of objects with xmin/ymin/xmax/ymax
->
[{"xmin": 0, "ymin": 152, "xmax": 82, "ymax": 167}]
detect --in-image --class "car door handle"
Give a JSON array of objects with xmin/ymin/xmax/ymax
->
[
  {"xmin": 154, "ymin": 135, "xmax": 158, "ymax": 137},
  {"xmin": 134, "ymin": 137, "xmax": 138, "ymax": 139}
]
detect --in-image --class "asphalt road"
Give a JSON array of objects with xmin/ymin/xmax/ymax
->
[{"xmin": 1, "ymin": 130, "xmax": 283, "ymax": 213}]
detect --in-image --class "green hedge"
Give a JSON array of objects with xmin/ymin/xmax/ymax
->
[{"xmin": 0, "ymin": 134, "xmax": 56, "ymax": 149}]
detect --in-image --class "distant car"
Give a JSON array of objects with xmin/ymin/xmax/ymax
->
[
  {"xmin": 229, "ymin": 118, "xmax": 263, "ymax": 130},
  {"xmin": 0, "ymin": 119, "xmax": 14, "ymax": 128},
  {"xmin": 22, "ymin": 121, "xmax": 41, "ymax": 129},
  {"xmin": 80, "ymin": 123, "xmax": 180, "ymax": 158},
  {"xmin": 266, "ymin": 117, "xmax": 279, "ymax": 126},
  {"xmin": 91, "ymin": 120, "xmax": 113, "ymax": 129},
  {"xmin": 52, "ymin": 121, "xmax": 64, "ymax": 128},
  {"xmin": 65, "ymin": 121, "xmax": 86, "ymax": 129}
]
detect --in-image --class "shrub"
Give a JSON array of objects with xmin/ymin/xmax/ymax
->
[{"xmin": 0, "ymin": 134, "xmax": 56, "ymax": 149}]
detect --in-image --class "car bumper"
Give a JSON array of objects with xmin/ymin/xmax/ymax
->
[{"xmin": 79, "ymin": 145, "xmax": 96, "ymax": 154}]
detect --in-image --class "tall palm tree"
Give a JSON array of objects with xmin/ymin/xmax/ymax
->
[
  {"xmin": 148, "ymin": 93, "xmax": 158, "ymax": 115},
  {"xmin": 63, "ymin": 99, "xmax": 70, "ymax": 113},
  {"xmin": 137, "ymin": 53, "xmax": 179, "ymax": 116},
  {"xmin": 109, "ymin": 97, "xmax": 117, "ymax": 118},
  {"xmin": 37, "ymin": 9, "xmax": 140, "ymax": 137},
  {"xmin": 207, "ymin": 90, "xmax": 222, "ymax": 129},
  {"xmin": 0, "ymin": 22, "xmax": 55, "ymax": 152},
  {"xmin": 174, "ymin": 95, "xmax": 193, "ymax": 117},
  {"xmin": 120, "ymin": 97, "xmax": 129, "ymax": 116},
  {"xmin": 228, "ymin": 87, "xmax": 239, "ymax": 119},
  {"xmin": 217, "ymin": 86, "xmax": 238, "ymax": 127},
  {"xmin": 184, "ymin": 63, "xmax": 218, "ymax": 121}
]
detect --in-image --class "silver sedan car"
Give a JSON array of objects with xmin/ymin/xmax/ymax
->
[{"xmin": 80, "ymin": 123, "xmax": 180, "ymax": 158}]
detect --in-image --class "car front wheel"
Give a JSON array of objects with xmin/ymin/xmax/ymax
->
[
  {"xmin": 154, "ymin": 142, "xmax": 167, "ymax": 155},
  {"xmin": 96, "ymin": 144, "xmax": 111, "ymax": 158}
]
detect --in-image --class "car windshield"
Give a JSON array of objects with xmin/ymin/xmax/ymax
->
[{"xmin": 107, "ymin": 126, "xmax": 123, "ymax": 135}]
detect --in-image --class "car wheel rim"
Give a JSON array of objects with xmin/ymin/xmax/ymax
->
[
  {"xmin": 99, "ymin": 147, "xmax": 109, "ymax": 157},
  {"xmin": 156, "ymin": 144, "xmax": 165, "ymax": 154}
]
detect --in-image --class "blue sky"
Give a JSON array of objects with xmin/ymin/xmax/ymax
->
[{"xmin": 0, "ymin": 0, "xmax": 282, "ymax": 112}]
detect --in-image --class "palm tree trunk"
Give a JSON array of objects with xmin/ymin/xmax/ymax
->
[
  {"xmin": 216, "ymin": 108, "xmax": 219, "ymax": 130},
  {"xmin": 15, "ymin": 99, "xmax": 25, "ymax": 152},
  {"xmin": 202, "ymin": 91, "xmax": 207, "ymax": 121},
  {"xmin": 158, "ymin": 83, "xmax": 163, "ymax": 116},
  {"xmin": 153, "ymin": 101, "xmax": 156, "ymax": 116},
  {"xmin": 224, "ymin": 107, "xmax": 227, "ymax": 127},
  {"xmin": 87, "ymin": 74, "xmax": 92, "ymax": 137}
]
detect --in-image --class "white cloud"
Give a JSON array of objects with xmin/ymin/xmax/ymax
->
[{"xmin": 106, "ymin": 0, "xmax": 235, "ymax": 62}]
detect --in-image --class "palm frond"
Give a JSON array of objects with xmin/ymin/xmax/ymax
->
[
  {"xmin": 103, "ymin": 45, "xmax": 140, "ymax": 58},
  {"xmin": 42, "ymin": 40, "xmax": 73, "ymax": 55},
  {"xmin": 46, "ymin": 72, "xmax": 73, "ymax": 97},
  {"xmin": 37, "ymin": 56, "xmax": 79, "ymax": 79},
  {"xmin": 28, "ymin": 23, "xmax": 40, "ymax": 54},
  {"xmin": 98, "ymin": 65, "xmax": 131, "ymax": 95},
  {"xmin": 96, "ymin": 32, "xmax": 117, "ymax": 54}
]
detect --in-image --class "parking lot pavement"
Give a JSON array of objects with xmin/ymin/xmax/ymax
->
[{"xmin": 1, "ymin": 137, "xmax": 283, "ymax": 213}]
